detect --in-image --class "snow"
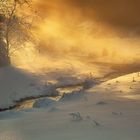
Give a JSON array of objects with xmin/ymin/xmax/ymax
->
[
  {"xmin": 0, "ymin": 66, "xmax": 58, "ymax": 108},
  {"xmin": 89, "ymin": 72, "xmax": 140, "ymax": 100},
  {"xmin": 0, "ymin": 67, "xmax": 37, "ymax": 107},
  {"xmin": 0, "ymin": 71, "xmax": 140, "ymax": 140},
  {"xmin": 33, "ymin": 98, "xmax": 56, "ymax": 108}
]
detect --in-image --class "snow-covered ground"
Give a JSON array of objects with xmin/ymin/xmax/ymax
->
[
  {"xmin": 0, "ymin": 67, "xmax": 60, "ymax": 108},
  {"xmin": 0, "ymin": 67, "xmax": 40, "ymax": 108},
  {"xmin": 0, "ymin": 66, "xmax": 97, "ymax": 108},
  {"xmin": 0, "ymin": 70, "xmax": 140, "ymax": 140}
]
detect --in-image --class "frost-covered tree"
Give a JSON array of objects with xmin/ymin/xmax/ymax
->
[{"xmin": 0, "ymin": 0, "xmax": 34, "ymax": 66}]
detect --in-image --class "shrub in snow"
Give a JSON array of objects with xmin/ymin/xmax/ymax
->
[
  {"xmin": 132, "ymin": 77, "xmax": 136, "ymax": 82},
  {"xmin": 92, "ymin": 120, "xmax": 100, "ymax": 126},
  {"xmin": 96, "ymin": 101, "xmax": 107, "ymax": 105},
  {"xmin": 69, "ymin": 112, "xmax": 83, "ymax": 121},
  {"xmin": 60, "ymin": 90, "xmax": 84, "ymax": 101}
]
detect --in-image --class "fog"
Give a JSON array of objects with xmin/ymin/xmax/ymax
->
[{"xmin": 12, "ymin": 0, "xmax": 140, "ymax": 74}]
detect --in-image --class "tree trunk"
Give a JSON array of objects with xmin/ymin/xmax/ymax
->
[{"xmin": 0, "ymin": 39, "xmax": 10, "ymax": 66}]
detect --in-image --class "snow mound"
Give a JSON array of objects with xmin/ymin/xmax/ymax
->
[
  {"xmin": 0, "ymin": 66, "xmax": 40, "ymax": 107},
  {"xmin": 89, "ymin": 72, "xmax": 140, "ymax": 100},
  {"xmin": 33, "ymin": 98, "xmax": 56, "ymax": 108},
  {"xmin": 0, "ymin": 72, "xmax": 140, "ymax": 140},
  {"xmin": 107, "ymin": 72, "xmax": 140, "ymax": 83}
]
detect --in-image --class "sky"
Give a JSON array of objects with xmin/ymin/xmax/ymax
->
[
  {"xmin": 36, "ymin": 0, "xmax": 140, "ymax": 36},
  {"xmin": 13, "ymin": 0, "xmax": 140, "ymax": 72},
  {"xmin": 34, "ymin": 0, "xmax": 140, "ymax": 57}
]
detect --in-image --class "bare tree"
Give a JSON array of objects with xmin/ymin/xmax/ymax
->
[{"xmin": 0, "ymin": 0, "xmax": 35, "ymax": 66}]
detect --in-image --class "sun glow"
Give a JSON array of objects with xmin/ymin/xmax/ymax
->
[{"xmin": 11, "ymin": 0, "xmax": 140, "ymax": 75}]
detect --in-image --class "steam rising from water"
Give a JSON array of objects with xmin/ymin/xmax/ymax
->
[{"xmin": 12, "ymin": 0, "xmax": 140, "ymax": 75}]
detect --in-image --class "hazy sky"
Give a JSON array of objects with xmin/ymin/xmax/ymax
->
[
  {"xmin": 68, "ymin": 0, "xmax": 140, "ymax": 35},
  {"xmin": 35, "ymin": 0, "xmax": 140, "ymax": 36},
  {"xmin": 12, "ymin": 0, "xmax": 140, "ymax": 73},
  {"xmin": 26, "ymin": 0, "xmax": 140, "ymax": 64}
]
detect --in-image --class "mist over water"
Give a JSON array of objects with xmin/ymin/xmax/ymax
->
[{"xmin": 12, "ymin": 0, "xmax": 140, "ymax": 76}]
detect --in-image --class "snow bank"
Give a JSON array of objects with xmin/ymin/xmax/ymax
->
[
  {"xmin": 0, "ymin": 72, "xmax": 140, "ymax": 140},
  {"xmin": 33, "ymin": 98, "xmax": 56, "ymax": 108},
  {"xmin": 0, "ymin": 66, "xmax": 58, "ymax": 108}
]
